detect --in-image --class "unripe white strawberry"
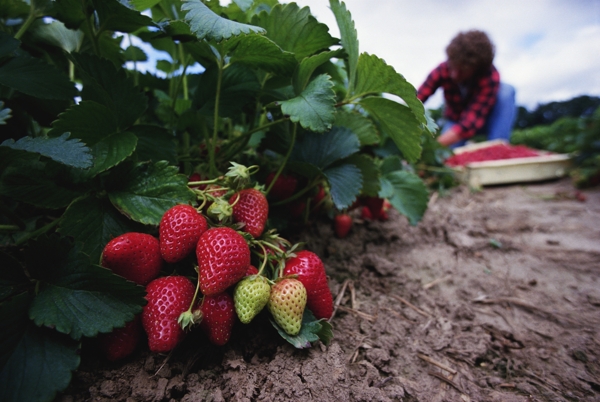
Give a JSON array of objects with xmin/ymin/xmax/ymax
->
[{"xmin": 267, "ymin": 278, "xmax": 307, "ymax": 335}]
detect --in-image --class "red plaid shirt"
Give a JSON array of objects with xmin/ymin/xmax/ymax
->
[{"xmin": 417, "ymin": 61, "xmax": 500, "ymax": 139}]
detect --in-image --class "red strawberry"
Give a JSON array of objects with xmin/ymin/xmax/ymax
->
[
  {"xmin": 196, "ymin": 227, "xmax": 251, "ymax": 296},
  {"xmin": 101, "ymin": 232, "xmax": 163, "ymax": 285},
  {"xmin": 142, "ymin": 276, "xmax": 195, "ymax": 353},
  {"xmin": 198, "ymin": 292, "xmax": 236, "ymax": 346},
  {"xmin": 289, "ymin": 200, "xmax": 306, "ymax": 218},
  {"xmin": 159, "ymin": 204, "xmax": 208, "ymax": 264},
  {"xmin": 360, "ymin": 206, "xmax": 373, "ymax": 220},
  {"xmin": 188, "ymin": 172, "xmax": 207, "ymax": 190},
  {"xmin": 266, "ymin": 172, "xmax": 298, "ymax": 201},
  {"xmin": 229, "ymin": 188, "xmax": 269, "ymax": 238},
  {"xmin": 283, "ymin": 250, "xmax": 333, "ymax": 320},
  {"xmin": 334, "ymin": 214, "xmax": 352, "ymax": 238},
  {"xmin": 363, "ymin": 196, "xmax": 384, "ymax": 220},
  {"xmin": 98, "ymin": 316, "xmax": 142, "ymax": 361},
  {"xmin": 245, "ymin": 265, "xmax": 259, "ymax": 276}
]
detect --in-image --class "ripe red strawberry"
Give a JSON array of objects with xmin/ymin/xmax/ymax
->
[
  {"xmin": 283, "ymin": 250, "xmax": 333, "ymax": 320},
  {"xmin": 98, "ymin": 316, "xmax": 142, "ymax": 361},
  {"xmin": 142, "ymin": 276, "xmax": 195, "ymax": 353},
  {"xmin": 101, "ymin": 232, "xmax": 163, "ymax": 285},
  {"xmin": 266, "ymin": 172, "xmax": 298, "ymax": 201},
  {"xmin": 334, "ymin": 214, "xmax": 352, "ymax": 238},
  {"xmin": 198, "ymin": 292, "xmax": 236, "ymax": 346},
  {"xmin": 188, "ymin": 172, "xmax": 208, "ymax": 190},
  {"xmin": 363, "ymin": 196, "xmax": 384, "ymax": 220},
  {"xmin": 229, "ymin": 188, "xmax": 269, "ymax": 238},
  {"xmin": 360, "ymin": 206, "xmax": 373, "ymax": 220},
  {"xmin": 159, "ymin": 204, "xmax": 208, "ymax": 264},
  {"xmin": 196, "ymin": 227, "xmax": 251, "ymax": 295},
  {"xmin": 245, "ymin": 264, "xmax": 259, "ymax": 276},
  {"xmin": 268, "ymin": 278, "xmax": 307, "ymax": 335}
]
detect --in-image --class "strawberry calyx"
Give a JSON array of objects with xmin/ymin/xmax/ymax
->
[{"xmin": 178, "ymin": 272, "xmax": 203, "ymax": 331}]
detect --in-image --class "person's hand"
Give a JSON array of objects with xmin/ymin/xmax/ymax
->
[{"xmin": 437, "ymin": 127, "xmax": 462, "ymax": 147}]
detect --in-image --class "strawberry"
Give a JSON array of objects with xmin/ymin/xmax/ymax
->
[
  {"xmin": 188, "ymin": 172, "xmax": 207, "ymax": 190},
  {"xmin": 229, "ymin": 188, "xmax": 269, "ymax": 238},
  {"xmin": 334, "ymin": 214, "xmax": 352, "ymax": 238},
  {"xmin": 98, "ymin": 316, "xmax": 142, "ymax": 361},
  {"xmin": 234, "ymin": 274, "xmax": 271, "ymax": 324},
  {"xmin": 266, "ymin": 172, "xmax": 298, "ymax": 201},
  {"xmin": 198, "ymin": 292, "xmax": 235, "ymax": 346},
  {"xmin": 196, "ymin": 227, "xmax": 250, "ymax": 296},
  {"xmin": 101, "ymin": 232, "xmax": 163, "ymax": 285},
  {"xmin": 267, "ymin": 278, "xmax": 307, "ymax": 335},
  {"xmin": 159, "ymin": 204, "xmax": 208, "ymax": 264},
  {"xmin": 283, "ymin": 250, "xmax": 333, "ymax": 320},
  {"xmin": 360, "ymin": 206, "xmax": 373, "ymax": 220},
  {"xmin": 142, "ymin": 276, "xmax": 195, "ymax": 353},
  {"xmin": 363, "ymin": 196, "xmax": 384, "ymax": 220},
  {"xmin": 245, "ymin": 264, "xmax": 259, "ymax": 276}
]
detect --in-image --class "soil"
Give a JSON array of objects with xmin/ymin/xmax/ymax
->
[{"xmin": 58, "ymin": 178, "xmax": 600, "ymax": 402}]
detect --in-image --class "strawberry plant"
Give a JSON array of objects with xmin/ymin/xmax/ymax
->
[{"xmin": 0, "ymin": 0, "xmax": 434, "ymax": 400}]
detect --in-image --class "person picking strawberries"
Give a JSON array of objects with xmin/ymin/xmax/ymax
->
[{"xmin": 417, "ymin": 30, "xmax": 517, "ymax": 148}]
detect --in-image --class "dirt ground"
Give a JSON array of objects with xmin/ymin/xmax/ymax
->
[{"xmin": 58, "ymin": 177, "xmax": 600, "ymax": 402}]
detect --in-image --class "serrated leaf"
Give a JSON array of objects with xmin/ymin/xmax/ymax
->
[
  {"xmin": 49, "ymin": 0, "xmax": 87, "ymax": 30},
  {"xmin": 324, "ymin": 163, "xmax": 362, "ymax": 210},
  {"xmin": 30, "ymin": 263, "xmax": 145, "ymax": 340},
  {"xmin": 380, "ymin": 155, "xmax": 404, "ymax": 175},
  {"xmin": 360, "ymin": 97, "xmax": 423, "ymax": 163},
  {"xmin": 124, "ymin": 45, "xmax": 148, "ymax": 62},
  {"xmin": 130, "ymin": 125, "xmax": 177, "ymax": 165},
  {"xmin": 251, "ymin": 3, "xmax": 338, "ymax": 62},
  {"xmin": 72, "ymin": 53, "xmax": 147, "ymax": 130},
  {"xmin": 224, "ymin": 34, "xmax": 297, "ymax": 75},
  {"xmin": 380, "ymin": 170, "xmax": 429, "ymax": 226},
  {"xmin": 86, "ymin": 131, "xmax": 138, "ymax": 178},
  {"xmin": 31, "ymin": 20, "xmax": 83, "ymax": 53},
  {"xmin": 279, "ymin": 74, "xmax": 336, "ymax": 133},
  {"xmin": 293, "ymin": 49, "xmax": 343, "ymax": 95},
  {"xmin": 291, "ymin": 126, "xmax": 360, "ymax": 169},
  {"xmin": 58, "ymin": 196, "xmax": 148, "ymax": 264},
  {"xmin": 92, "ymin": 0, "xmax": 156, "ymax": 33},
  {"xmin": 335, "ymin": 109, "xmax": 379, "ymax": 146},
  {"xmin": 0, "ymin": 133, "xmax": 92, "ymax": 169},
  {"xmin": 270, "ymin": 309, "xmax": 332, "ymax": 349},
  {"xmin": 108, "ymin": 161, "xmax": 196, "ymax": 225},
  {"xmin": 346, "ymin": 153, "xmax": 380, "ymax": 197},
  {"xmin": 329, "ymin": 0, "xmax": 358, "ymax": 93},
  {"xmin": 193, "ymin": 63, "xmax": 260, "ymax": 118},
  {"xmin": 0, "ymin": 31, "xmax": 20, "ymax": 58},
  {"xmin": 0, "ymin": 53, "xmax": 77, "ymax": 100},
  {"xmin": 49, "ymin": 101, "xmax": 119, "ymax": 145},
  {"xmin": 0, "ymin": 292, "xmax": 80, "ymax": 402},
  {"xmin": 182, "ymin": 0, "xmax": 265, "ymax": 41},
  {"xmin": 233, "ymin": 0, "xmax": 253, "ymax": 12},
  {"xmin": 354, "ymin": 53, "xmax": 427, "ymax": 127}
]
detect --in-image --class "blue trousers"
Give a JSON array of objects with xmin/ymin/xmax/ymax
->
[{"xmin": 442, "ymin": 83, "xmax": 517, "ymax": 149}]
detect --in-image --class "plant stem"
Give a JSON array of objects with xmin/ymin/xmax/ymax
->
[
  {"xmin": 209, "ymin": 56, "xmax": 225, "ymax": 177},
  {"xmin": 265, "ymin": 123, "xmax": 297, "ymax": 196},
  {"xmin": 14, "ymin": 2, "xmax": 39, "ymax": 40},
  {"xmin": 14, "ymin": 218, "xmax": 61, "ymax": 247}
]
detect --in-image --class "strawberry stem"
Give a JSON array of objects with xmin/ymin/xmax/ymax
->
[{"xmin": 178, "ymin": 272, "xmax": 203, "ymax": 331}]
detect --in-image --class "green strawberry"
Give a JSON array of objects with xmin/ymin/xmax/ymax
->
[
  {"xmin": 196, "ymin": 227, "xmax": 250, "ymax": 295},
  {"xmin": 267, "ymin": 278, "xmax": 307, "ymax": 336},
  {"xmin": 229, "ymin": 188, "xmax": 269, "ymax": 238},
  {"xmin": 233, "ymin": 274, "xmax": 271, "ymax": 324}
]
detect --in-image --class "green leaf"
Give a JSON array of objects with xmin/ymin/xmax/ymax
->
[
  {"xmin": 293, "ymin": 49, "xmax": 343, "ymax": 95},
  {"xmin": 251, "ymin": 3, "xmax": 338, "ymax": 62},
  {"xmin": 346, "ymin": 153, "xmax": 380, "ymax": 197},
  {"xmin": 108, "ymin": 161, "xmax": 196, "ymax": 225},
  {"xmin": 49, "ymin": 0, "xmax": 87, "ymax": 30},
  {"xmin": 329, "ymin": 0, "xmax": 358, "ymax": 93},
  {"xmin": 233, "ymin": 0, "xmax": 253, "ymax": 12},
  {"xmin": 58, "ymin": 196, "xmax": 148, "ymax": 264},
  {"xmin": 335, "ymin": 109, "xmax": 380, "ymax": 146},
  {"xmin": 0, "ymin": 31, "xmax": 20, "ymax": 58},
  {"xmin": 72, "ymin": 53, "xmax": 147, "ymax": 130},
  {"xmin": 0, "ymin": 101, "xmax": 11, "ymax": 125},
  {"xmin": 291, "ymin": 126, "xmax": 360, "ymax": 169},
  {"xmin": 130, "ymin": 125, "xmax": 177, "ymax": 165},
  {"xmin": 31, "ymin": 20, "xmax": 83, "ymax": 53},
  {"xmin": 92, "ymin": 0, "xmax": 156, "ymax": 33},
  {"xmin": 86, "ymin": 131, "xmax": 138, "ymax": 178},
  {"xmin": 124, "ymin": 45, "xmax": 148, "ymax": 62},
  {"xmin": 380, "ymin": 170, "xmax": 429, "ymax": 226},
  {"xmin": 270, "ymin": 309, "xmax": 332, "ymax": 349},
  {"xmin": 0, "ymin": 161, "xmax": 85, "ymax": 209},
  {"xmin": 360, "ymin": 97, "xmax": 423, "ymax": 163},
  {"xmin": 0, "ymin": 293, "xmax": 80, "ymax": 402},
  {"xmin": 130, "ymin": 0, "xmax": 162, "ymax": 11},
  {"xmin": 0, "ymin": 53, "xmax": 77, "ymax": 100},
  {"xmin": 279, "ymin": 74, "xmax": 336, "ymax": 133},
  {"xmin": 29, "ymin": 248, "xmax": 145, "ymax": 340},
  {"xmin": 0, "ymin": 252, "xmax": 29, "ymax": 301},
  {"xmin": 224, "ymin": 34, "xmax": 297, "ymax": 75},
  {"xmin": 193, "ymin": 63, "xmax": 261, "ymax": 118},
  {"xmin": 354, "ymin": 53, "xmax": 427, "ymax": 126},
  {"xmin": 182, "ymin": 0, "xmax": 266, "ymax": 41},
  {"xmin": 380, "ymin": 155, "xmax": 404, "ymax": 175},
  {"xmin": 0, "ymin": 133, "xmax": 92, "ymax": 169},
  {"xmin": 324, "ymin": 163, "xmax": 362, "ymax": 210}
]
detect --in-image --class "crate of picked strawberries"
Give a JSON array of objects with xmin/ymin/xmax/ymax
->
[{"xmin": 446, "ymin": 140, "xmax": 572, "ymax": 188}]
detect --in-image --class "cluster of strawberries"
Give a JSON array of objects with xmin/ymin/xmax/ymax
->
[{"xmin": 97, "ymin": 166, "xmax": 334, "ymax": 361}]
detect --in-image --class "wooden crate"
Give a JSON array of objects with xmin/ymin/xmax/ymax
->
[{"xmin": 450, "ymin": 140, "xmax": 573, "ymax": 188}]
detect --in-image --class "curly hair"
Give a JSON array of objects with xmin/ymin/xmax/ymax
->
[{"xmin": 446, "ymin": 30, "xmax": 495, "ymax": 72}]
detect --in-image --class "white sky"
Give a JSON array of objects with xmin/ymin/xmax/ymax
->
[{"xmin": 292, "ymin": 0, "xmax": 600, "ymax": 110}]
